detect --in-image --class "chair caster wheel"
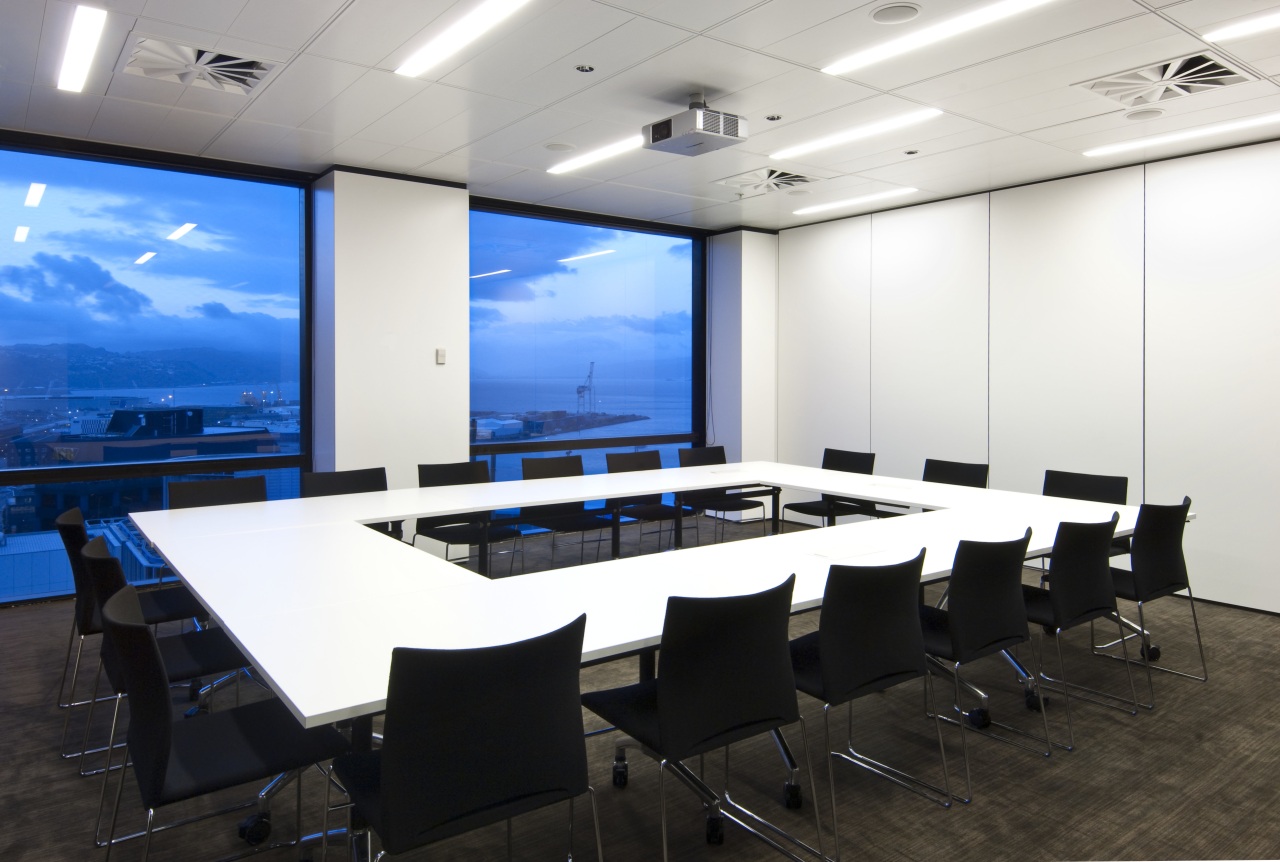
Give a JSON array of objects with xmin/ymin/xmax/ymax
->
[
  {"xmin": 783, "ymin": 781, "xmax": 802, "ymax": 809},
  {"xmin": 1042, "ymin": 625, "xmax": 1057, "ymax": 637},
  {"xmin": 183, "ymin": 703, "xmax": 209, "ymax": 718},
  {"xmin": 188, "ymin": 678, "xmax": 204, "ymax": 701},
  {"xmin": 705, "ymin": 814, "xmax": 724, "ymax": 845},
  {"xmin": 966, "ymin": 708, "xmax": 991, "ymax": 729},
  {"xmin": 1025, "ymin": 691, "xmax": 1045, "ymax": 712},
  {"xmin": 611, "ymin": 760, "xmax": 628, "ymax": 788},
  {"xmin": 1141, "ymin": 644, "xmax": 1161, "ymax": 662},
  {"xmin": 238, "ymin": 812, "xmax": 271, "ymax": 845}
]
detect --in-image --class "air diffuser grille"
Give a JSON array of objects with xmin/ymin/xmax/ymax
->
[
  {"xmin": 715, "ymin": 168, "xmax": 822, "ymax": 196},
  {"xmin": 1079, "ymin": 54, "xmax": 1250, "ymax": 108},
  {"xmin": 121, "ymin": 38, "xmax": 276, "ymax": 94}
]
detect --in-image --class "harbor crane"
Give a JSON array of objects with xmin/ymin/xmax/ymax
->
[{"xmin": 576, "ymin": 362, "xmax": 595, "ymax": 414}]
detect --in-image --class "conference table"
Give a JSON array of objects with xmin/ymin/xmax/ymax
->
[{"xmin": 129, "ymin": 461, "xmax": 1148, "ymax": 735}]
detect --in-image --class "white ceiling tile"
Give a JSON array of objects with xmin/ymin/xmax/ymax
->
[
  {"xmin": 707, "ymin": 0, "xmax": 876, "ymax": 51},
  {"xmin": 0, "ymin": 1, "xmax": 47, "ymax": 86},
  {"xmin": 323, "ymin": 137, "xmax": 396, "ymax": 165},
  {"xmin": 200, "ymin": 116, "xmax": 289, "ymax": 158},
  {"xmin": 300, "ymin": 69, "xmax": 427, "ymax": 137},
  {"xmin": 452, "ymin": 109, "xmax": 595, "ymax": 161},
  {"xmin": 210, "ymin": 35, "xmax": 297, "ymax": 65},
  {"xmin": 469, "ymin": 167, "xmax": 597, "ymax": 202},
  {"xmin": 173, "ymin": 84, "xmax": 252, "ymax": 116},
  {"xmin": 856, "ymin": 135, "xmax": 1089, "ymax": 191},
  {"xmin": 376, "ymin": 0, "xmax": 549, "ymax": 78},
  {"xmin": 39, "ymin": 1, "xmax": 138, "ymax": 97},
  {"xmin": 368, "ymin": 145, "xmax": 447, "ymax": 173},
  {"xmin": 0, "ymin": 82, "xmax": 32, "ymax": 129},
  {"xmin": 1161, "ymin": 0, "xmax": 1280, "ymax": 30},
  {"xmin": 238, "ymin": 53, "xmax": 367, "ymax": 126},
  {"xmin": 414, "ymin": 154, "xmax": 524, "ymax": 185},
  {"xmin": 405, "ymin": 95, "xmax": 535, "ymax": 153},
  {"xmin": 822, "ymin": 126, "xmax": 1013, "ymax": 176},
  {"xmin": 598, "ymin": 0, "xmax": 771, "ymax": 32},
  {"xmin": 611, "ymin": 144, "xmax": 824, "ymax": 202},
  {"xmin": 23, "ymin": 86, "xmax": 102, "ymax": 138},
  {"xmin": 541, "ymin": 179, "xmax": 724, "ymax": 221},
  {"xmin": 356, "ymin": 82, "xmax": 479, "ymax": 146},
  {"xmin": 102, "ymin": 69, "xmax": 186, "ymax": 106},
  {"xmin": 86, "ymin": 97, "xmax": 170, "ymax": 145},
  {"xmin": 307, "ymin": 0, "xmax": 453, "ymax": 66},
  {"xmin": 711, "ymin": 68, "xmax": 876, "ymax": 124},
  {"xmin": 226, "ymin": 0, "xmax": 350, "ymax": 51},
  {"xmin": 139, "ymin": 0, "xmax": 248, "ymax": 34}
]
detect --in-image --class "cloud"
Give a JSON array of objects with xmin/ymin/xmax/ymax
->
[
  {"xmin": 3, "ymin": 253, "xmax": 154, "ymax": 319},
  {"xmin": 469, "ymin": 306, "xmax": 505, "ymax": 328},
  {"xmin": 191, "ymin": 301, "xmax": 234, "ymax": 319},
  {"xmin": 470, "ymin": 279, "xmax": 537, "ymax": 303}
]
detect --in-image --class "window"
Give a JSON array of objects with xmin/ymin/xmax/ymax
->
[
  {"xmin": 0, "ymin": 143, "xmax": 306, "ymax": 602},
  {"xmin": 468, "ymin": 207, "xmax": 701, "ymax": 482}
]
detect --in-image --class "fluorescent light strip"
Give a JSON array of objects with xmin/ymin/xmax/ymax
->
[
  {"xmin": 1204, "ymin": 11, "xmax": 1280, "ymax": 42},
  {"xmin": 469, "ymin": 269, "xmax": 511, "ymax": 278},
  {"xmin": 771, "ymin": 108, "xmax": 943, "ymax": 160},
  {"xmin": 166, "ymin": 223, "xmax": 197, "ymax": 240},
  {"xmin": 395, "ymin": 0, "xmax": 534, "ymax": 77},
  {"xmin": 547, "ymin": 136, "xmax": 644, "ymax": 174},
  {"xmin": 793, "ymin": 187, "xmax": 917, "ymax": 216},
  {"xmin": 24, "ymin": 184, "xmax": 47, "ymax": 207},
  {"xmin": 57, "ymin": 5, "xmax": 108, "ymax": 92},
  {"xmin": 823, "ymin": 0, "xmax": 1057, "ymax": 76},
  {"xmin": 14, "ymin": 226, "xmax": 30, "ymax": 242},
  {"xmin": 135, "ymin": 252, "xmax": 156, "ymax": 264},
  {"xmin": 558, "ymin": 250, "xmax": 615, "ymax": 263},
  {"xmin": 1083, "ymin": 112, "xmax": 1280, "ymax": 158}
]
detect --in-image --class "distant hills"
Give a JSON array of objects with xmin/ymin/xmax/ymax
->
[{"xmin": 0, "ymin": 343, "xmax": 299, "ymax": 392}]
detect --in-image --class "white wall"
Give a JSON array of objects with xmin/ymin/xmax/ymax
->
[
  {"xmin": 1145, "ymin": 142, "xmax": 1280, "ymax": 612},
  {"xmin": 989, "ymin": 169, "xmax": 1144, "ymax": 496},
  {"xmin": 311, "ymin": 170, "xmax": 470, "ymax": 491},
  {"xmin": 707, "ymin": 231, "xmax": 778, "ymax": 463},
  {"xmin": 774, "ymin": 141, "xmax": 1280, "ymax": 612}
]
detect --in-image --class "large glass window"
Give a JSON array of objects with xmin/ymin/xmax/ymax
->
[
  {"xmin": 0, "ymin": 144, "xmax": 306, "ymax": 603},
  {"xmin": 469, "ymin": 208, "xmax": 699, "ymax": 481}
]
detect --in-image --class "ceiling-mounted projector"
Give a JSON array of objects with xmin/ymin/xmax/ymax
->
[{"xmin": 642, "ymin": 95, "xmax": 746, "ymax": 156}]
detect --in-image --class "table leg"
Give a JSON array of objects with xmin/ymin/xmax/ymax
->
[
  {"xmin": 770, "ymin": 487, "xmax": 781, "ymax": 535},
  {"xmin": 478, "ymin": 519, "xmax": 490, "ymax": 577},
  {"xmin": 674, "ymin": 496, "xmax": 684, "ymax": 549},
  {"xmin": 611, "ymin": 509, "xmax": 621, "ymax": 560}
]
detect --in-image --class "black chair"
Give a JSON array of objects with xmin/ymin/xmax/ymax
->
[
  {"xmin": 168, "ymin": 475, "xmax": 268, "ymax": 509},
  {"xmin": 605, "ymin": 450, "xmax": 685, "ymax": 554},
  {"xmin": 1022, "ymin": 514, "xmax": 1138, "ymax": 750},
  {"xmin": 783, "ymin": 448, "xmax": 878, "ymax": 530},
  {"xmin": 676, "ymin": 446, "xmax": 768, "ymax": 543},
  {"xmin": 54, "ymin": 509, "xmax": 206, "ymax": 760},
  {"xmin": 82, "ymin": 537, "xmax": 248, "ymax": 842},
  {"xmin": 520, "ymin": 455, "xmax": 608, "ymax": 565},
  {"xmin": 101, "ymin": 586, "xmax": 349, "ymax": 862},
  {"xmin": 301, "ymin": 467, "xmax": 402, "ymax": 540},
  {"xmin": 582, "ymin": 576, "xmax": 824, "ymax": 862},
  {"xmin": 415, "ymin": 461, "xmax": 523, "ymax": 576},
  {"xmin": 919, "ymin": 529, "xmax": 1047, "ymax": 798},
  {"xmin": 791, "ymin": 550, "xmax": 950, "ymax": 859},
  {"xmin": 326, "ymin": 614, "xmax": 601, "ymax": 860},
  {"xmin": 1094, "ymin": 496, "xmax": 1206, "ymax": 708},
  {"xmin": 922, "ymin": 458, "xmax": 988, "ymax": 488},
  {"xmin": 1042, "ymin": 469, "xmax": 1131, "ymax": 557}
]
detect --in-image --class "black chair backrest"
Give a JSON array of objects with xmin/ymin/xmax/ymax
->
[
  {"xmin": 377, "ymin": 614, "xmax": 589, "ymax": 854},
  {"xmin": 945, "ymin": 529, "xmax": 1032, "ymax": 663},
  {"xmin": 418, "ymin": 461, "xmax": 490, "ymax": 488},
  {"xmin": 1042, "ymin": 469, "xmax": 1127, "ymax": 505},
  {"xmin": 677, "ymin": 445, "xmax": 727, "ymax": 469},
  {"xmin": 101, "ymin": 586, "xmax": 173, "ymax": 808},
  {"xmin": 1129, "ymin": 497, "xmax": 1192, "ymax": 600},
  {"xmin": 818, "ymin": 550, "xmax": 926, "ymax": 703},
  {"xmin": 657, "ymin": 575, "xmax": 798, "ymax": 762},
  {"xmin": 922, "ymin": 458, "xmax": 988, "ymax": 488},
  {"xmin": 819, "ymin": 448, "xmax": 875, "ymax": 504},
  {"xmin": 1047, "ymin": 514, "xmax": 1120, "ymax": 628},
  {"xmin": 605, "ymin": 450, "xmax": 664, "ymax": 508},
  {"xmin": 55, "ymin": 508, "xmax": 99, "ymax": 636},
  {"xmin": 301, "ymin": 467, "xmax": 388, "ymax": 498},
  {"xmin": 168, "ymin": 475, "xmax": 267, "ymax": 510},
  {"xmin": 81, "ymin": 536, "xmax": 133, "ymax": 693},
  {"xmin": 521, "ymin": 455, "xmax": 587, "ymax": 518}
]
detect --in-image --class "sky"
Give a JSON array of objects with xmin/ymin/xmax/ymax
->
[
  {"xmin": 0, "ymin": 147, "xmax": 302, "ymax": 357},
  {"xmin": 469, "ymin": 210, "xmax": 694, "ymax": 386}
]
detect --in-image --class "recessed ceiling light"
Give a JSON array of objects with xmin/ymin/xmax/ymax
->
[
  {"xmin": 14, "ymin": 226, "xmax": 30, "ymax": 243},
  {"xmin": 24, "ymin": 183, "xmax": 47, "ymax": 207},
  {"xmin": 547, "ymin": 136, "xmax": 643, "ymax": 174},
  {"xmin": 770, "ymin": 108, "xmax": 942, "ymax": 160},
  {"xmin": 872, "ymin": 4, "xmax": 920, "ymax": 24},
  {"xmin": 558, "ymin": 250, "xmax": 615, "ymax": 262},
  {"xmin": 792, "ymin": 187, "xmax": 917, "ymax": 216},
  {"xmin": 766, "ymin": 115, "xmax": 782, "ymax": 121},
  {"xmin": 57, "ymin": 5, "xmax": 108, "ymax": 92},
  {"xmin": 135, "ymin": 252, "xmax": 156, "ymax": 264},
  {"xmin": 166, "ymin": 223, "xmax": 197, "ymax": 240},
  {"xmin": 1203, "ymin": 11, "xmax": 1280, "ymax": 42},
  {"xmin": 824, "ymin": 0, "xmax": 1057, "ymax": 76},
  {"xmin": 544, "ymin": 142, "xmax": 575, "ymax": 152},
  {"xmin": 1124, "ymin": 109, "xmax": 1163, "ymax": 121},
  {"xmin": 395, "ymin": 0, "xmax": 534, "ymax": 78},
  {"xmin": 1083, "ymin": 111, "xmax": 1280, "ymax": 157},
  {"xmin": 470, "ymin": 269, "xmax": 511, "ymax": 279},
  {"xmin": 575, "ymin": 64, "xmax": 594, "ymax": 73}
]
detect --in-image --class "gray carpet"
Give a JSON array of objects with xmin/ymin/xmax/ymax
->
[{"xmin": 2, "ymin": 514, "xmax": 1277, "ymax": 861}]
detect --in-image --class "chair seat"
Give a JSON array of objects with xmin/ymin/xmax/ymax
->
[
  {"xmin": 920, "ymin": 605, "xmax": 1026, "ymax": 664},
  {"xmin": 1111, "ymin": 566, "xmax": 1185, "ymax": 603},
  {"xmin": 151, "ymin": 698, "xmax": 348, "ymax": 808},
  {"xmin": 784, "ymin": 498, "xmax": 878, "ymax": 520},
  {"xmin": 522, "ymin": 512, "xmax": 609, "ymax": 533},
  {"xmin": 617, "ymin": 502, "xmax": 684, "ymax": 523},
  {"xmin": 417, "ymin": 521, "xmax": 522, "ymax": 546},
  {"xmin": 687, "ymin": 497, "xmax": 763, "ymax": 514},
  {"xmin": 155, "ymin": 627, "xmax": 246, "ymax": 684},
  {"xmin": 137, "ymin": 585, "xmax": 205, "ymax": 625},
  {"xmin": 1022, "ymin": 584, "xmax": 1116, "ymax": 632},
  {"xmin": 789, "ymin": 631, "xmax": 922, "ymax": 705}
]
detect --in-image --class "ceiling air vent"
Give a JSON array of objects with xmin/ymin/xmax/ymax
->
[
  {"xmin": 120, "ymin": 37, "xmax": 277, "ymax": 94},
  {"xmin": 1078, "ymin": 54, "xmax": 1250, "ymax": 108},
  {"xmin": 715, "ymin": 168, "xmax": 822, "ymax": 197}
]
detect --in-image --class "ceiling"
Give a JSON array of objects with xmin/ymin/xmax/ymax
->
[{"xmin": 4, "ymin": 0, "xmax": 1280, "ymax": 232}]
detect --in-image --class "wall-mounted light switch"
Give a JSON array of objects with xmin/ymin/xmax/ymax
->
[{"xmin": 435, "ymin": 348, "xmax": 446, "ymax": 365}]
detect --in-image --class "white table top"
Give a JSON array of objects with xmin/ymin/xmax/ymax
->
[{"xmin": 131, "ymin": 461, "xmax": 1149, "ymax": 728}]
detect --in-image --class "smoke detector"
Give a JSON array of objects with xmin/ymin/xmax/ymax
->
[
  {"xmin": 715, "ymin": 167, "xmax": 823, "ymax": 197},
  {"xmin": 119, "ymin": 37, "xmax": 278, "ymax": 94},
  {"xmin": 1078, "ymin": 54, "xmax": 1250, "ymax": 108}
]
